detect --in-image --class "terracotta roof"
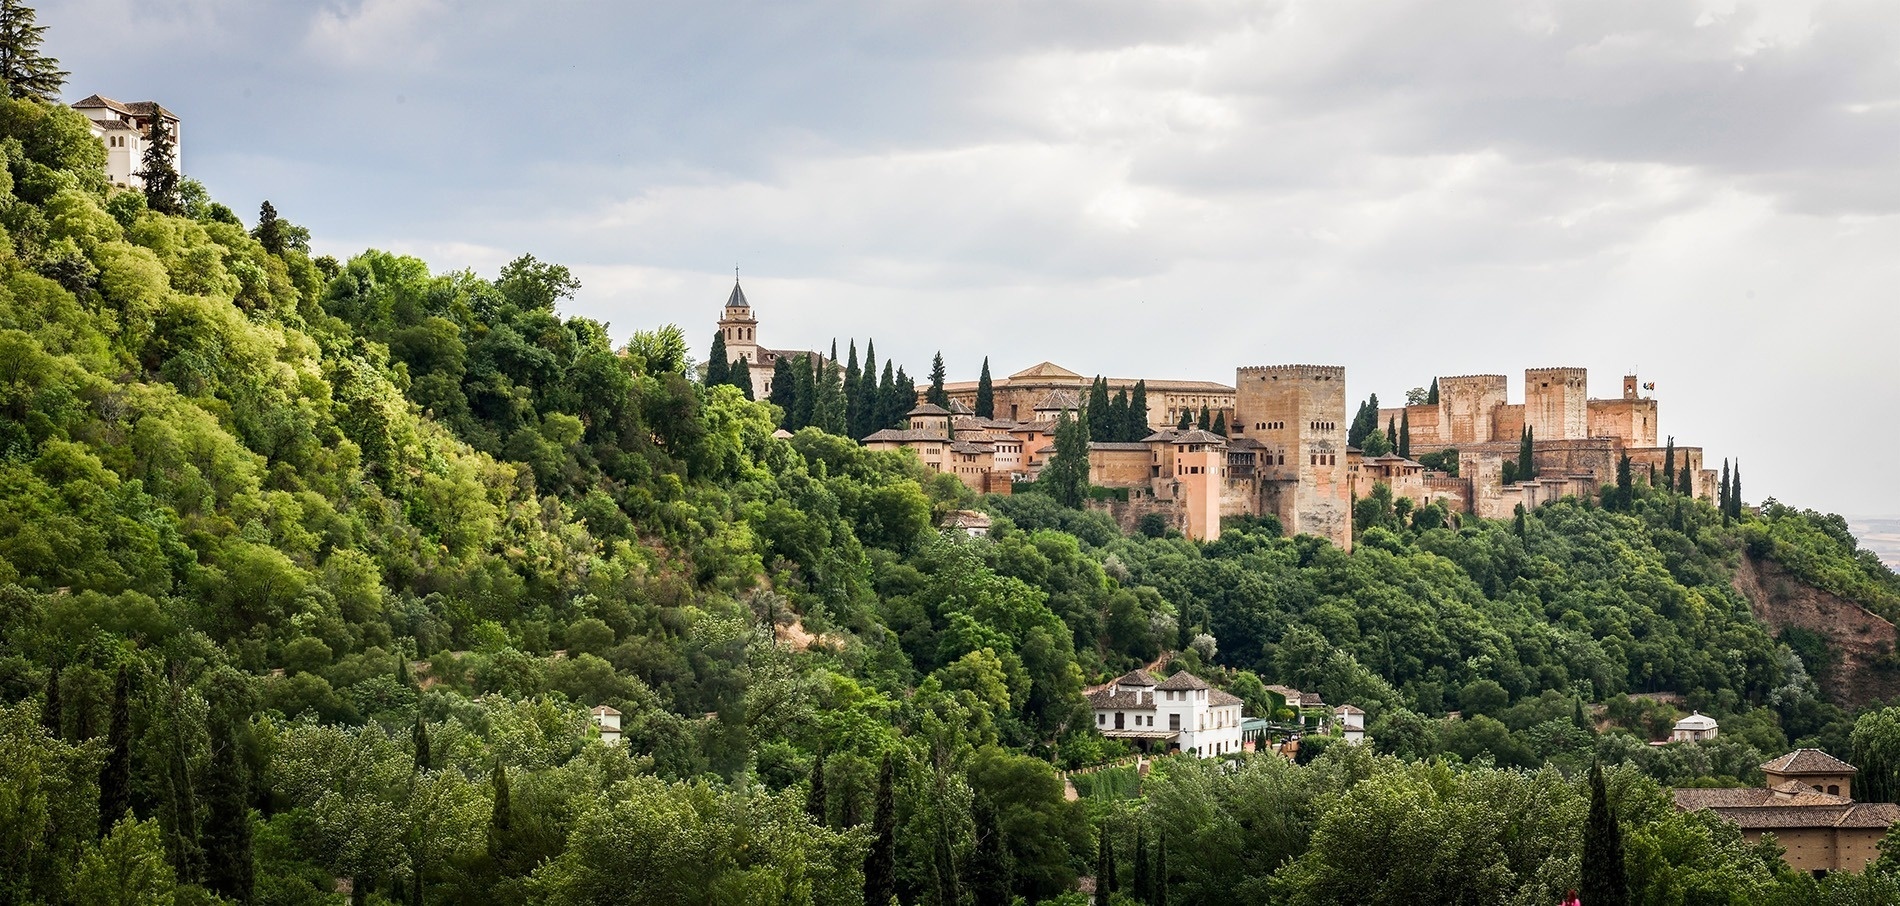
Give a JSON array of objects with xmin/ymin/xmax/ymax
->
[
  {"xmin": 909, "ymin": 402, "xmax": 952, "ymax": 417},
  {"xmin": 590, "ymin": 705, "xmax": 622, "ymax": 716},
  {"xmin": 1009, "ymin": 361, "xmax": 1084, "ymax": 380},
  {"xmin": 946, "ymin": 399, "xmax": 975, "ymax": 415},
  {"xmin": 1334, "ymin": 704, "xmax": 1366, "ymax": 715},
  {"xmin": 1171, "ymin": 429, "xmax": 1228, "ymax": 446},
  {"xmin": 1089, "ymin": 442, "xmax": 1150, "ymax": 452},
  {"xmin": 1761, "ymin": 749, "xmax": 1857, "ymax": 776},
  {"xmin": 73, "ymin": 93, "xmax": 134, "ymax": 115},
  {"xmin": 1033, "ymin": 389, "xmax": 1081, "ymax": 411},
  {"xmin": 90, "ymin": 117, "xmax": 134, "ymax": 131},
  {"xmin": 1705, "ymin": 802, "xmax": 1900, "ymax": 830},
  {"xmin": 725, "ymin": 280, "xmax": 749, "ymax": 309},
  {"xmin": 1299, "ymin": 692, "xmax": 1326, "ymax": 706},
  {"xmin": 1115, "ymin": 669, "xmax": 1158, "ymax": 687},
  {"xmin": 1155, "ymin": 671, "xmax": 1209, "ymax": 691},
  {"xmin": 1208, "ymin": 689, "xmax": 1243, "ymax": 707},
  {"xmin": 948, "ymin": 441, "xmax": 991, "ymax": 455},
  {"xmin": 863, "ymin": 428, "xmax": 948, "ymax": 443},
  {"xmin": 1085, "ymin": 687, "xmax": 1156, "ymax": 709},
  {"xmin": 1141, "ymin": 429, "xmax": 1180, "ymax": 443}
]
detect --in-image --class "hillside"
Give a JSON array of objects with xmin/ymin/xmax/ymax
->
[{"xmin": 5, "ymin": 92, "xmax": 1900, "ymax": 904}]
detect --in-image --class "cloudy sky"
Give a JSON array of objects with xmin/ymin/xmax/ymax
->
[{"xmin": 50, "ymin": 0, "xmax": 1900, "ymax": 515}]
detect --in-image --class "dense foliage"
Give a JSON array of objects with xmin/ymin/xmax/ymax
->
[{"xmin": 5, "ymin": 78, "xmax": 1900, "ymax": 905}]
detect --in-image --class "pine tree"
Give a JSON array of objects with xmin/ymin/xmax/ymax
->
[
  {"xmin": 1211, "ymin": 412, "xmax": 1226, "ymax": 437},
  {"xmin": 253, "ymin": 201, "xmax": 287, "ymax": 255},
  {"xmin": 1177, "ymin": 409, "xmax": 1192, "ymax": 430},
  {"xmin": 1583, "ymin": 763, "xmax": 1629, "ymax": 906},
  {"xmin": 769, "ymin": 356, "xmax": 797, "ymax": 421},
  {"xmin": 201, "ymin": 716, "xmax": 253, "ymax": 904},
  {"xmin": 139, "ymin": 113, "xmax": 183, "ymax": 215},
  {"xmin": 487, "ymin": 764, "xmax": 512, "ymax": 866},
  {"xmin": 41, "ymin": 664, "xmax": 59, "ymax": 738},
  {"xmin": 100, "ymin": 664, "xmax": 132, "ymax": 839},
  {"xmin": 1398, "ymin": 409, "xmax": 1411, "ymax": 459},
  {"xmin": 1427, "ymin": 378, "xmax": 1439, "ymax": 405},
  {"xmin": 1519, "ymin": 426, "xmax": 1536, "ymax": 481},
  {"xmin": 1197, "ymin": 405, "xmax": 1211, "ymax": 431},
  {"xmin": 0, "ymin": 0, "xmax": 65, "ymax": 102},
  {"xmin": 1129, "ymin": 380, "xmax": 1149, "ymax": 439},
  {"xmin": 706, "ymin": 332, "xmax": 730, "ymax": 388},
  {"xmin": 970, "ymin": 798, "xmax": 1011, "ymax": 906},
  {"xmin": 975, "ymin": 357, "xmax": 994, "ymax": 418},
  {"xmin": 864, "ymin": 756, "xmax": 897, "ymax": 906},
  {"xmin": 1088, "ymin": 377, "xmax": 1113, "ymax": 443},
  {"xmin": 806, "ymin": 752, "xmax": 828, "ymax": 827},
  {"xmin": 927, "ymin": 352, "xmax": 948, "ymax": 407},
  {"xmin": 1133, "ymin": 824, "xmax": 1151, "ymax": 904},
  {"xmin": 1662, "ymin": 437, "xmax": 1676, "ymax": 495},
  {"xmin": 844, "ymin": 340, "xmax": 862, "ymax": 432},
  {"xmin": 412, "ymin": 715, "xmax": 431, "ymax": 771}
]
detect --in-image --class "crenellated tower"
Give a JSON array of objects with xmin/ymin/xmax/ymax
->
[
  {"xmin": 1234, "ymin": 364, "xmax": 1352, "ymax": 551},
  {"xmin": 1524, "ymin": 367, "xmax": 1588, "ymax": 441}
]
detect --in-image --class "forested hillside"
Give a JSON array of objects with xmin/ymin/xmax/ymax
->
[{"xmin": 8, "ymin": 89, "xmax": 1900, "ymax": 905}]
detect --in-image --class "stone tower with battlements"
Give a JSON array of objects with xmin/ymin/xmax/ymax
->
[
  {"xmin": 1524, "ymin": 367, "xmax": 1588, "ymax": 441},
  {"xmin": 1234, "ymin": 365, "xmax": 1352, "ymax": 551},
  {"xmin": 1437, "ymin": 374, "xmax": 1509, "ymax": 446}
]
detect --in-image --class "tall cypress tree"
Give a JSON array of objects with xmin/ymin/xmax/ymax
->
[
  {"xmin": 1720, "ymin": 459, "xmax": 1731, "ymax": 522},
  {"xmin": 1211, "ymin": 412, "xmax": 1226, "ymax": 437},
  {"xmin": 1387, "ymin": 416, "xmax": 1398, "ymax": 448},
  {"xmin": 1155, "ymin": 836, "xmax": 1168, "ymax": 906},
  {"xmin": 805, "ymin": 752, "xmax": 828, "ymax": 826},
  {"xmin": 1133, "ymin": 824, "xmax": 1151, "ymax": 904},
  {"xmin": 729, "ymin": 355, "xmax": 754, "ymax": 400},
  {"xmin": 970, "ymin": 798, "xmax": 1011, "ymax": 906},
  {"xmin": 889, "ymin": 365, "xmax": 913, "ymax": 430},
  {"xmin": 1615, "ymin": 454, "xmax": 1633, "ymax": 511},
  {"xmin": 99, "ymin": 664, "xmax": 132, "ymax": 838},
  {"xmin": 412, "ymin": 715, "xmax": 431, "ymax": 770},
  {"xmin": 201, "ymin": 714, "xmax": 254, "ymax": 904},
  {"xmin": 488, "ymin": 764, "xmax": 513, "ymax": 869},
  {"xmin": 792, "ymin": 354, "xmax": 817, "ymax": 430},
  {"xmin": 1427, "ymin": 378, "xmax": 1439, "ymax": 405},
  {"xmin": 769, "ymin": 356, "xmax": 797, "ymax": 421},
  {"xmin": 0, "ymin": 0, "xmax": 67, "ymax": 102},
  {"xmin": 1398, "ymin": 409, "xmax": 1411, "ymax": 459},
  {"xmin": 1108, "ymin": 389, "xmax": 1130, "ymax": 442},
  {"xmin": 706, "ymin": 332, "xmax": 730, "ymax": 388},
  {"xmin": 41, "ymin": 664, "xmax": 59, "ymax": 738},
  {"xmin": 1087, "ymin": 377, "xmax": 1113, "ymax": 443},
  {"xmin": 1129, "ymin": 380, "xmax": 1149, "ymax": 438},
  {"xmin": 1731, "ymin": 463, "xmax": 1743, "ymax": 520},
  {"xmin": 1093, "ymin": 822, "xmax": 1112, "ymax": 906},
  {"xmin": 875, "ymin": 361, "xmax": 896, "ymax": 432},
  {"xmin": 1177, "ymin": 409, "xmax": 1191, "ymax": 430},
  {"xmin": 975, "ymin": 357, "xmax": 994, "ymax": 418},
  {"xmin": 844, "ymin": 340, "xmax": 861, "ymax": 432},
  {"xmin": 1662, "ymin": 437, "xmax": 1676, "ymax": 494},
  {"xmin": 1046, "ymin": 410, "xmax": 1091, "ymax": 509},
  {"xmin": 1583, "ymin": 763, "xmax": 1629, "ymax": 906},
  {"xmin": 857, "ymin": 342, "xmax": 880, "ymax": 437},
  {"xmin": 1197, "ymin": 405, "xmax": 1211, "ymax": 431},
  {"xmin": 1519, "ymin": 426, "xmax": 1536, "ymax": 480},
  {"xmin": 927, "ymin": 352, "xmax": 949, "ymax": 407},
  {"xmin": 864, "ymin": 756, "xmax": 897, "ymax": 906},
  {"xmin": 816, "ymin": 342, "xmax": 845, "ymax": 434},
  {"xmin": 1678, "ymin": 464, "xmax": 1693, "ymax": 497}
]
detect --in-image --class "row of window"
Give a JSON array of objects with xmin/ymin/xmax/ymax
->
[
  {"xmin": 1309, "ymin": 420, "xmax": 1337, "ymax": 431},
  {"xmin": 1253, "ymin": 421, "xmax": 1286, "ymax": 431},
  {"xmin": 1310, "ymin": 453, "xmax": 1337, "ymax": 466},
  {"xmin": 725, "ymin": 326, "xmax": 754, "ymax": 341},
  {"xmin": 108, "ymin": 135, "xmax": 132, "ymax": 148}
]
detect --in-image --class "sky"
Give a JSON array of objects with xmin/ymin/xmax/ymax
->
[{"xmin": 49, "ymin": 0, "xmax": 1900, "ymax": 515}]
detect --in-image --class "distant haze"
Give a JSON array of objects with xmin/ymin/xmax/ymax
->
[
  {"xmin": 49, "ymin": 1, "xmax": 1900, "ymax": 514},
  {"xmin": 1849, "ymin": 517, "xmax": 1900, "ymax": 571}
]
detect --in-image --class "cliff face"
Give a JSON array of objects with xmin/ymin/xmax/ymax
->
[{"xmin": 1733, "ymin": 554, "xmax": 1900, "ymax": 708}]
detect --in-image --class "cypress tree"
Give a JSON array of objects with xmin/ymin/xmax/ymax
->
[
  {"xmin": 806, "ymin": 752, "xmax": 828, "ymax": 827},
  {"xmin": 487, "ymin": 764, "xmax": 512, "ymax": 867},
  {"xmin": 1720, "ymin": 459, "xmax": 1731, "ymax": 522},
  {"xmin": 817, "ymin": 341, "xmax": 846, "ymax": 433},
  {"xmin": 792, "ymin": 354, "xmax": 816, "ymax": 430},
  {"xmin": 1615, "ymin": 454, "xmax": 1633, "ymax": 511},
  {"xmin": 139, "ymin": 112, "xmax": 183, "ymax": 215},
  {"xmin": 1398, "ymin": 409, "xmax": 1411, "ymax": 459},
  {"xmin": 1093, "ymin": 822, "xmax": 1113, "ymax": 906},
  {"xmin": 412, "ymin": 715, "xmax": 431, "ymax": 771},
  {"xmin": 1731, "ymin": 463, "xmax": 1743, "ymax": 520},
  {"xmin": 706, "ymin": 332, "xmax": 730, "ymax": 388},
  {"xmin": 1108, "ymin": 389, "xmax": 1130, "ymax": 442},
  {"xmin": 99, "ymin": 664, "xmax": 132, "ymax": 839},
  {"xmin": 927, "ymin": 352, "xmax": 948, "ymax": 407},
  {"xmin": 1130, "ymin": 380, "xmax": 1149, "ymax": 438},
  {"xmin": 1177, "ymin": 409, "xmax": 1192, "ymax": 431},
  {"xmin": 1387, "ymin": 416, "xmax": 1397, "ymax": 448},
  {"xmin": 1046, "ymin": 410, "xmax": 1091, "ymax": 509},
  {"xmin": 864, "ymin": 756, "xmax": 896, "ymax": 906},
  {"xmin": 1519, "ymin": 426, "xmax": 1536, "ymax": 480},
  {"xmin": 875, "ymin": 361, "xmax": 896, "ymax": 431},
  {"xmin": 161, "ymin": 673, "xmax": 205, "ymax": 884},
  {"xmin": 1133, "ymin": 824, "xmax": 1151, "ymax": 904},
  {"xmin": 1662, "ymin": 437, "xmax": 1676, "ymax": 494},
  {"xmin": 970, "ymin": 798, "xmax": 1011, "ymax": 906},
  {"xmin": 889, "ymin": 365, "xmax": 914, "ymax": 430},
  {"xmin": 1155, "ymin": 836, "xmax": 1168, "ymax": 906},
  {"xmin": 769, "ymin": 356, "xmax": 797, "ymax": 418},
  {"xmin": 201, "ymin": 716, "xmax": 254, "ymax": 904},
  {"xmin": 0, "ymin": 0, "xmax": 67, "ymax": 102},
  {"xmin": 1211, "ymin": 412, "xmax": 1226, "ymax": 437},
  {"xmin": 1197, "ymin": 405, "xmax": 1211, "ymax": 431},
  {"xmin": 844, "ymin": 340, "xmax": 861, "ymax": 431},
  {"xmin": 1583, "ymin": 763, "xmax": 1629, "ymax": 906},
  {"xmin": 729, "ymin": 356, "xmax": 754, "ymax": 400},
  {"xmin": 1427, "ymin": 378, "xmax": 1439, "ymax": 405},
  {"xmin": 1678, "ymin": 464, "xmax": 1693, "ymax": 497},
  {"xmin": 41, "ymin": 664, "xmax": 59, "ymax": 738},
  {"xmin": 1088, "ymin": 377, "xmax": 1113, "ymax": 443},
  {"xmin": 857, "ymin": 342, "xmax": 880, "ymax": 436},
  {"xmin": 975, "ymin": 357, "xmax": 994, "ymax": 418},
  {"xmin": 1514, "ymin": 503, "xmax": 1527, "ymax": 538}
]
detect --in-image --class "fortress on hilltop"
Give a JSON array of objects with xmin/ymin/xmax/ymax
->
[{"xmin": 709, "ymin": 283, "xmax": 1723, "ymax": 549}]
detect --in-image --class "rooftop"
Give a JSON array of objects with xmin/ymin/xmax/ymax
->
[
  {"xmin": 724, "ymin": 280, "xmax": 749, "ymax": 310},
  {"xmin": 908, "ymin": 402, "xmax": 952, "ymax": 417},
  {"xmin": 1761, "ymin": 749, "xmax": 1857, "ymax": 776},
  {"xmin": 1155, "ymin": 671, "xmax": 1210, "ymax": 691}
]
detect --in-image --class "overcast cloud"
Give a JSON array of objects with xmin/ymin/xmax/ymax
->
[{"xmin": 48, "ymin": 0, "xmax": 1900, "ymax": 514}]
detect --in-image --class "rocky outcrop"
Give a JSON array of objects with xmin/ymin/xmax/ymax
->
[{"xmin": 1733, "ymin": 555, "xmax": 1900, "ymax": 708}]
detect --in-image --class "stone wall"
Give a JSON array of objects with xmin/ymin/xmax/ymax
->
[
  {"xmin": 1587, "ymin": 398, "xmax": 1660, "ymax": 448},
  {"xmin": 1524, "ymin": 367, "xmax": 1589, "ymax": 441},
  {"xmin": 1436, "ymin": 374, "xmax": 1508, "ymax": 445}
]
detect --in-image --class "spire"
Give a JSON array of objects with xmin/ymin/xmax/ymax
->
[{"xmin": 725, "ymin": 277, "xmax": 749, "ymax": 311}]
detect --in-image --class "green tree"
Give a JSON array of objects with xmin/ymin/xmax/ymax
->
[
  {"xmin": 865, "ymin": 756, "xmax": 896, "ymax": 906},
  {"xmin": 728, "ymin": 354, "xmax": 754, "ymax": 400},
  {"xmin": 1211, "ymin": 412, "xmax": 1226, "ymax": 437},
  {"xmin": 844, "ymin": 340, "xmax": 862, "ymax": 430},
  {"xmin": 1519, "ymin": 426, "xmax": 1536, "ymax": 481},
  {"xmin": 857, "ymin": 341, "xmax": 880, "ymax": 436},
  {"xmin": 1398, "ymin": 409, "xmax": 1410, "ymax": 459},
  {"xmin": 1662, "ymin": 437, "xmax": 1675, "ymax": 494},
  {"xmin": 806, "ymin": 751, "xmax": 828, "ymax": 827},
  {"xmin": 969, "ymin": 797, "xmax": 1011, "ymax": 906},
  {"xmin": 705, "ymin": 332, "xmax": 730, "ymax": 388},
  {"xmin": 1108, "ymin": 389, "xmax": 1130, "ymax": 442},
  {"xmin": 1094, "ymin": 820, "xmax": 1114, "ymax": 906},
  {"xmin": 769, "ymin": 356, "xmax": 797, "ymax": 422},
  {"xmin": 1721, "ymin": 459, "xmax": 1732, "ymax": 523},
  {"xmin": 1132, "ymin": 822, "xmax": 1151, "ymax": 904},
  {"xmin": 41, "ymin": 665, "xmax": 59, "ymax": 738},
  {"xmin": 1732, "ymin": 463, "xmax": 1744, "ymax": 520},
  {"xmin": 814, "ymin": 345, "xmax": 846, "ymax": 434},
  {"xmin": 1614, "ymin": 455, "xmax": 1634, "ymax": 511},
  {"xmin": 74, "ymin": 815, "xmax": 177, "ymax": 906},
  {"xmin": 1177, "ymin": 409, "xmax": 1192, "ymax": 430},
  {"xmin": 928, "ymin": 352, "xmax": 948, "ymax": 407},
  {"xmin": 1155, "ymin": 835, "xmax": 1167, "ymax": 906},
  {"xmin": 1088, "ymin": 377, "xmax": 1112, "ymax": 443},
  {"xmin": 1678, "ymin": 464, "xmax": 1693, "ymax": 496},
  {"xmin": 139, "ymin": 114, "xmax": 183, "ymax": 215},
  {"xmin": 1853, "ymin": 708, "xmax": 1900, "ymax": 803},
  {"xmin": 1427, "ymin": 378, "xmax": 1439, "ymax": 404},
  {"xmin": 1129, "ymin": 380, "xmax": 1149, "ymax": 440},
  {"xmin": 0, "ymin": 0, "xmax": 65, "ymax": 102},
  {"xmin": 99, "ymin": 665, "xmax": 131, "ymax": 840},
  {"xmin": 253, "ymin": 200, "xmax": 287, "ymax": 255},
  {"xmin": 975, "ymin": 357, "xmax": 994, "ymax": 419},
  {"xmin": 1043, "ymin": 410, "xmax": 1091, "ymax": 509},
  {"xmin": 1583, "ymin": 763, "xmax": 1628, "ymax": 906},
  {"xmin": 1197, "ymin": 405, "xmax": 1211, "ymax": 431}
]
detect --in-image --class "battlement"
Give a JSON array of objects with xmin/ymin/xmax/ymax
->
[
  {"xmin": 1237, "ymin": 364, "xmax": 1346, "ymax": 380},
  {"xmin": 1525, "ymin": 366, "xmax": 1587, "ymax": 377},
  {"xmin": 1437, "ymin": 374, "xmax": 1508, "ymax": 382}
]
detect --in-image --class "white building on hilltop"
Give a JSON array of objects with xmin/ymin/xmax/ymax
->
[
  {"xmin": 1670, "ymin": 711, "xmax": 1719, "ymax": 743},
  {"xmin": 73, "ymin": 94, "xmax": 180, "ymax": 189},
  {"xmin": 1085, "ymin": 669, "xmax": 1246, "ymax": 757}
]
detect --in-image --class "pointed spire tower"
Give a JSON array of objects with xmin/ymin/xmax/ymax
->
[{"xmin": 717, "ymin": 271, "xmax": 764, "ymax": 397}]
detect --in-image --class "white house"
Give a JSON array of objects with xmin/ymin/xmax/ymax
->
[
  {"xmin": 1086, "ymin": 669, "xmax": 1246, "ymax": 757},
  {"xmin": 1333, "ymin": 704, "xmax": 1367, "ymax": 745},
  {"xmin": 74, "ymin": 94, "xmax": 181, "ymax": 189},
  {"xmin": 590, "ymin": 705, "xmax": 622, "ymax": 746},
  {"xmin": 1670, "ymin": 711, "xmax": 1719, "ymax": 743}
]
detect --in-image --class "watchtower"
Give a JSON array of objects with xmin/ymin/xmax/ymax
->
[
  {"xmin": 1524, "ymin": 367, "xmax": 1588, "ymax": 441},
  {"xmin": 1435, "ymin": 374, "xmax": 1508, "ymax": 445},
  {"xmin": 1234, "ymin": 365, "xmax": 1351, "ymax": 551}
]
